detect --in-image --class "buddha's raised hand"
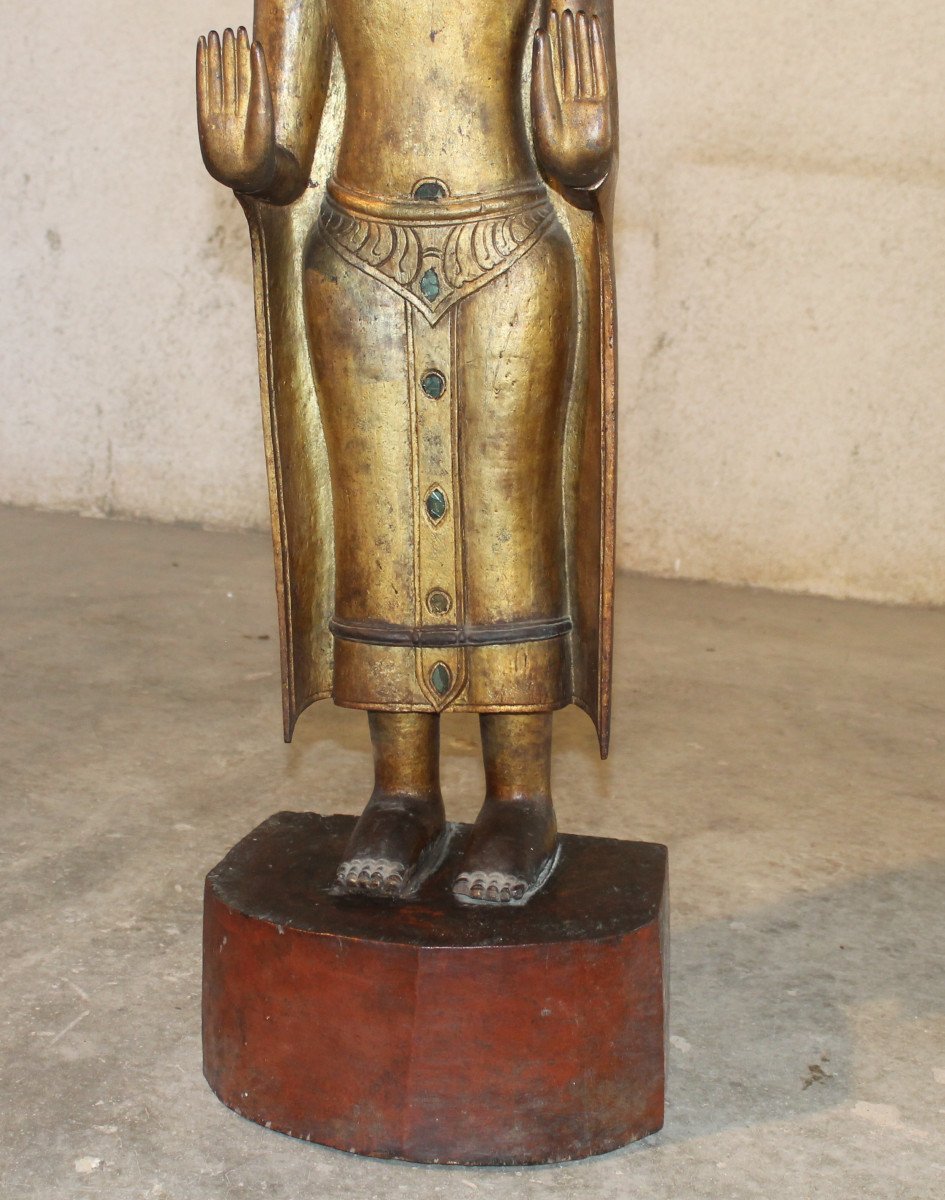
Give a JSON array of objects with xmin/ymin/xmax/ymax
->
[
  {"xmin": 532, "ymin": 7, "xmax": 614, "ymax": 191},
  {"xmin": 196, "ymin": 27, "xmax": 276, "ymax": 194}
]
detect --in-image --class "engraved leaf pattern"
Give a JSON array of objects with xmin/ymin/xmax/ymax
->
[
  {"xmin": 321, "ymin": 210, "xmax": 423, "ymax": 286},
  {"xmin": 320, "ymin": 203, "xmax": 552, "ymax": 306},
  {"xmin": 441, "ymin": 209, "xmax": 544, "ymax": 289}
]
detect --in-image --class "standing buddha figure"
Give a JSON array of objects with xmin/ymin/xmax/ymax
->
[{"xmin": 196, "ymin": 0, "xmax": 619, "ymax": 904}]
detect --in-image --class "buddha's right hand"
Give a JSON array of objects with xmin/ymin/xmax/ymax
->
[{"xmin": 196, "ymin": 27, "xmax": 276, "ymax": 195}]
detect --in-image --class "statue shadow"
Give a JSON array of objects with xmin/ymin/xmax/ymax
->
[{"xmin": 653, "ymin": 856, "xmax": 945, "ymax": 1144}]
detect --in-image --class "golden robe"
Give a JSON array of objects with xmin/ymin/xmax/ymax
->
[{"xmin": 238, "ymin": 1, "xmax": 618, "ymax": 755}]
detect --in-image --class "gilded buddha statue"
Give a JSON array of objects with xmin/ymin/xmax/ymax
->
[{"xmin": 196, "ymin": 0, "xmax": 618, "ymax": 905}]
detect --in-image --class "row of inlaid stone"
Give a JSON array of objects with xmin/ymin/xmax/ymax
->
[{"xmin": 419, "ymin": 361, "xmax": 453, "ymax": 697}]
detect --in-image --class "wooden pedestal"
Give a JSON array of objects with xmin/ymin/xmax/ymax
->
[{"xmin": 202, "ymin": 812, "xmax": 668, "ymax": 1165}]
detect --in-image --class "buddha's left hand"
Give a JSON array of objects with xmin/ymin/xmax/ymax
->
[{"xmin": 531, "ymin": 7, "xmax": 614, "ymax": 191}]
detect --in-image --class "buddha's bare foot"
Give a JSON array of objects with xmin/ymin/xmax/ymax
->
[
  {"xmin": 334, "ymin": 791, "xmax": 447, "ymax": 900},
  {"xmin": 453, "ymin": 796, "xmax": 558, "ymax": 906}
]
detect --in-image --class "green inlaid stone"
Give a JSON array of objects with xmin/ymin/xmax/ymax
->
[
  {"xmin": 413, "ymin": 180, "xmax": 447, "ymax": 201},
  {"xmin": 425, "ymin": 487, "xmax": 448, "ymax": 523},
  {"xmin": 430, "ymin": 662, "xmax": 452, "ymax": 695},
  {"xmin": 420, "ymin": 268, "xmax": 440, "ymax": 302},
  {"xmin": 426, "ymin": 588, "xmax": 452, "ymax": 615},
  {"xmin": 421, "ymin": 370, "xmax": 446, "ymax": 399}
]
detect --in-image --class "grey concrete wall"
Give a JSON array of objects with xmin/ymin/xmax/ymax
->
[{"xmin": 1, "ymin": 1, "xmax": 943, "ymax": 604}]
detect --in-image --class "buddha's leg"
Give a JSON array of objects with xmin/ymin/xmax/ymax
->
[
  {"xmin": 453, "ymin": 713, "xmax": 559, "ymax": 905},
  {"xmin": 335, "ymin": 712, "xmax": 447, "ymax": 898}
]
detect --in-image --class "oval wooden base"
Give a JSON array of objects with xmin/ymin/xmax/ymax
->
[{"xmin": 203, "ymin": 812, "xmax": 668, "ymax": 1166}]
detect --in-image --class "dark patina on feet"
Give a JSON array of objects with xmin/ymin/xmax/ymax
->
[
  {"xmin": 332, "ymin": 791, "xmax": 449, "ymax": 900},
  {"xmin": 453, "ymin": 795, "xmax": 559, "ymax": 906}
]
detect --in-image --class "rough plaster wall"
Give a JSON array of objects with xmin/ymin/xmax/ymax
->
[
  {"xmin": 0, "ymin": 1, "xmax": 262, "ymax": 530},
  {"xmin": 613, "ymin": 2, "xmax": 945, "ymax": 604},
  {"xmin": 1, "ymin": 2, "xmax": 943, "ymax": 603}
]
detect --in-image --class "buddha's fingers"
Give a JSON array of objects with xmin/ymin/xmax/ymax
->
[
  {"xmin": 222, "ymin": 28, "xmax": 238, "ymax": 113},
  {"xmin": 532, "ymin": 30, "xmax": 561, "ymax": 117},
  {"xmin": 575, "ymin": 12, "xmax": 594, "ymax": 99},
  {"xmin": 590, "ymin": 15, "xmax": 609, "ymax": 99},
  {"xmin": 196, "ymin": 36, "xmax": 210, "ymax": 122},
  {"xmin": 246, "ymin": 42, "xmax": 274, "ymax": 149},
  {"xmin": 236, "ymin": 27, "xmax": 252, "ymax": 117},
  {"xmin": 560, "ymin": 9, "xmax": 578, "ymax": 101},
  {"xmin": 207, "ymin": 30, "xmax": 223, "ymax": 112},
  {"xmin": 548, "ymin": 8, "xmax": 561, "ymax": 88}
]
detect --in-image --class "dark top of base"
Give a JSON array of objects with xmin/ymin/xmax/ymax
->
[{"xmin": 206, "ymin": 812, "xmax": 667, "ymax": 949}]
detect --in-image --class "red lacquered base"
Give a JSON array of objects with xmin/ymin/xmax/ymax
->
[{"xmin": 202, "ymin": 812, "xmax": 668, "ymax": 1165}]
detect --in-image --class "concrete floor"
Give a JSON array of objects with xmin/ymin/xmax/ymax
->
[{"xmin": 1, "ymin": 506, "xmax": 943, "ymax": 1199}]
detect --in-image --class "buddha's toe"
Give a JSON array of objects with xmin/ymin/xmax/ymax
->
[
  {"xmin": 451, "ymin": 795, "xmax": 558, "ymax": 906},
  {"xmin": 332, "ymin": 791, "xmax": 448, "ymax": 902},
  {"xmin": 453, "ymin": 869, "xmax": 527, "ymax": 905},
  {"xmin": 336, "ymin": 857, "xmax": 409, "ymax": 897}
]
